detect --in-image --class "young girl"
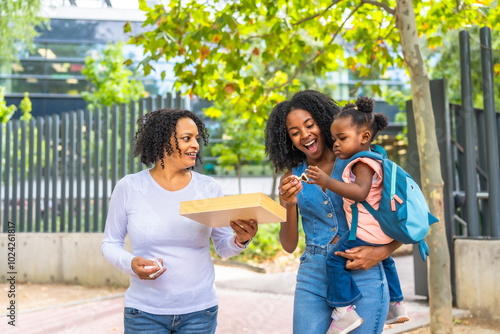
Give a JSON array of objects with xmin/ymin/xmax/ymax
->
[{"xmin": 306, "ymin": 97, "xmax": 409, "ymax": 334}]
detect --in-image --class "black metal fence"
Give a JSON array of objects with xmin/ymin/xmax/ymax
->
[
  {"xmin": 0, "ymin": 93, "xmax": 183, "ymax": 233},
  {"xmin": 407, "ymin": 26, "xmax": 500, "ymax": 299}
]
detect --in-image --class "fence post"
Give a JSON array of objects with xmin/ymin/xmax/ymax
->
[
  {"xmin": 175, "ymin": 92, "xmax": 181, "ymax": 109},
  {"xmin": 475, "ymin": 109, "xmax": 491, "ymax": 235},
  {"xmin": 136, "ymin": 99, "xmax": 145, "ymax": 172},
  {"xmin": 60, "ymin": 113, "xmax": 68, "ymax": 232},
  {"xmin": 68, "ymin": 112, "xmax": 75, "ymax": 232},
  {"xmin": 459, "ymin": 31, "xmax": 480, "ymax": 236},
  {"xmin": 51, "ymin": 114, "xmax": 59, "ymax": 232},
  {"xmin": 480, "ymin": 26, "xmax": 500, "ymax": 237},
  {"xmin": 19, "ymin": 120, "xmax": 27, "ymax": 232},
  {"xmin": 43, "ymin": 115, "xmax": 51, "ymax": 232},
  {"xmin": 12, "ymin": 121, "xmax": 19, "ymax": 231},
  {"xmin": 76, "ymin": 110, "xmax": 83, "ymax": 232},
  {"xmin": 35, "ymin": 117, "xmax": 43, "ymax": 232},
  {"xmin": 2, "ymin": 122, "xmax": 11, "ymax": 232},
  {"xmin": 111, "ymin": 105, "xmax": 119, "ymax": 191},
  {"xmin": 93, "ymin": 108, "xmax": 101, "ymax": 232},
  {"xmin": 84, "ymin": 109, "xmax": 92, "ymax": 232},
  {"xmin": 129, "ymin": 101, "xmax": 136, "ymax": 174},
  {"xmin": 166, "ymin": 93, "xmax": 172, "ymax": 108},
  {"xmin": 28, "ymin": 119, "xmax": 35, "ymax": 232},
  {"xmin": 120, "ymin": 103, "xmax": 127, "ymax": 179},
  {"xmin": 102, "ymin": 106, "xmax": 109, "ymax": 232}
]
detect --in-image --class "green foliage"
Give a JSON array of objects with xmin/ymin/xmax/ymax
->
[
  {"xmin": 0, "ymin": 86, "xmax": 17, "ymax": 123},
  {"xmin": 211, "ymin": 218, "xmax": 306, "ymax": 264},
  {"xmin": 205, "ymin": 69, "xmax": 300, "ymax": 182},
  {"xmin": 82, "ymin": 42, "xmax": 146, "ymax": 110},
  {"xmin": 19, "ymin": 92, "xmax": 32, "ymax": 122},
  {"xmin": 0, "ymin": 0, "xmax": 48, "ymax": 64},
  {"xmin": 130, "ymin": 0, "xmax": 498, "ymax": 111}
]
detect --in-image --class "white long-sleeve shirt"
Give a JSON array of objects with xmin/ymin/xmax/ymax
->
[{"xmin": 101, "ymin": 169, "xmax": 247, "ymax": 315}]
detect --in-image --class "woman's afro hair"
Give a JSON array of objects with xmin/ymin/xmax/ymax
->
[
  {"xmin": 265, "ymin": 90, "xmax": 340, "ymax": 171},
  {"xmin": 134, "ymin": 108, "xmax": 209, "ymax": 168}
]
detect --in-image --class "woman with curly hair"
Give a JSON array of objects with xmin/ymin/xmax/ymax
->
[
  {"xmin": 102, "ymin": 108, "xmax": 257, "ymax": 334},
  {"xmin": 265, "ymin": 90, "xmax": 402, "ymax": 334}
]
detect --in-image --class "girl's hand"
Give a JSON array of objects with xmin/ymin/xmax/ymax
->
[
  {"xmin": 305, "ymin": 166, "xmax": 330, "ymax": 187},
  {"xmin": 230, "ymin": 219, "xmax": 258, "ymax": 244},
  {"xmin": 278, "ymin": 174, "xmax": 302, "ymax": 206},
  {"xmin": 131, "ymin": 256, "xmax": 166, "ymax": 280}
]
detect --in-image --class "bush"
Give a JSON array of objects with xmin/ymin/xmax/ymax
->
[{"xmin": 211, "ymin": 218, "xmax": 306, "ymax": 265}]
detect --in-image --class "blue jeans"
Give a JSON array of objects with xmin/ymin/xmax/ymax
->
[
  {"xmin": 124, "ymin": 306, "xmax": 218, "ymax": 334},
  {"xmin": 293, "ymin": 244, "xmax": 389, "ymax": 334},
  {"xmin": 326, "ymin": 232, "xmax": 404, "ymax": 307}
]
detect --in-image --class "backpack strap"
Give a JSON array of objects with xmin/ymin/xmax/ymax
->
[
  {"xmin": 372, "ymin": 144, "xmax": 387, "ymax": 158},
  {"xmin": 360, "ymin": 200, "xmax": 379, "ymax": 220},
  {"xmin": 349, "ymin": 150, "xmax": 384, "ymax": 162},
  {"xmin": 349, "ymin": 202, "xmax": 359, "ymax": 240},
  {"xmin": 349, "ymin": 200, "xmax": 380, "ymax": 241},
  {"xmin": 419, "ymin": 240, "xmax": 430, "ymax": 261}
]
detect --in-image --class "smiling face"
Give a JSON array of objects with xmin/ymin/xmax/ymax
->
[
  {"xmin": 286, "ymin": 108, "xmax": 326, "ymax": 161},
  {"xmin": 330, "ymin": 116, "xmax": 371, "ymax": 159},
  {"xmin": 164, "ymin": 117, "xmax": 200, "ymax": 169}
]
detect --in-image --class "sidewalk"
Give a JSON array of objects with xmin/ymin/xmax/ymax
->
[{"xmin": 1, "ymin": 255, "xmax": 469, "ymax": 333}]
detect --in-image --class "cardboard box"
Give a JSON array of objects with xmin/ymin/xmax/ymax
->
[{"xmin": 180, "ymin": 192, "xmax": 286, "ymax": 228}]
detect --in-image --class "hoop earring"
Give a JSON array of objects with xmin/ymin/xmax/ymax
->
[{"xmin": 291, "ymin": 144, "xmax": 297, "ymax": 151}]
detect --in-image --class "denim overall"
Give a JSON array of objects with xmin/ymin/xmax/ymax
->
[{"xmin": 292, "ymin": 158, "xmax": 389, "ymax": 334}]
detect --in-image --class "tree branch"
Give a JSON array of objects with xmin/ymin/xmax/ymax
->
[
  {"xmin": 292, "ymin": 0, "xmax": 342, "ymax": 26},
  {"xmin": 268, "ymin": 3, "xmax": 363, "ymax": 91},
  {"xmin": 382, "ymin": 24, "xmax": 397, "ymax": 40},
  {"xmin": 360, "ymin": 0, "xmax": 395, "ymax": 15},
  {"xmin": 241, "ymin": 33, "xmax": 274, "ymax": 43}
]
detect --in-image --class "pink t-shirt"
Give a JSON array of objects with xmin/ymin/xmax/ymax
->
[{"xmin": 342, "ymin": 157, "xmax": 393, "ymax": 244}]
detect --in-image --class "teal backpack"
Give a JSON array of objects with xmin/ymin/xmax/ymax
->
[{"xmin": 347, "ymin": 145, "xmax": 439, "ymax": 261}]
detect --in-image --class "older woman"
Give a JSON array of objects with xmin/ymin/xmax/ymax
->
[
  {"xmin": 102, "ymin": 108, "xmax": 257, "ymax": 334},
  {"xmin": 265, "ymin": 90, "xmax": 401, "ymax": 333}
]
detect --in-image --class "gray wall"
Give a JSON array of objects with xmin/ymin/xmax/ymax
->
[
  {"xmin": 0, "ymin": 233, "xmax": 130, "ymax": 287},
  {"xmin": 454, "ymin": 239, "xmax": 500, "ymax": 319}
]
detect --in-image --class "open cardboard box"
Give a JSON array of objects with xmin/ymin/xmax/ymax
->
[{"xmin": 180, "ymin": 192, "xmax": 286, "ymax": 228}]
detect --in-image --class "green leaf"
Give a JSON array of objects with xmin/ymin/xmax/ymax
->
[{"xmin": 124, "ymin": 21, "xmax": 131, "ymax": 33}]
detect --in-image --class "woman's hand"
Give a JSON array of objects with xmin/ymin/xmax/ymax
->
[
  {"xmin": 131, "ymin": 256, "xmax": 166, "ymax": 280},
  {"xmin": 278, "ymin": 174, "xmax": 303, "ymax": 206},
  {"xmin": 335, "ymin": 244, "xmax": 393, "ymax": 270},
  {"xmin": 230, "ymin": 219, "xmax": 258, "ymax": 244}
]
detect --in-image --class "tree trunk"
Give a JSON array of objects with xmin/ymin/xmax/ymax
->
[{"xmin": 395, "ymin": 1, "xmax": 453, "ymax": 333}]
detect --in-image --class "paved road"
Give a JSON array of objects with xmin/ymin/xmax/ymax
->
[{"xmin": 1, "ymin": 255, "xmax": 468, "ymax": 334}]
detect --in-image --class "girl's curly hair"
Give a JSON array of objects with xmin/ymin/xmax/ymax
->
[
  {"xmin": 336, "ymin": 96, "xmax": 388, "ymax": 143},
  {"xmin": 265, "ymin": 90, "xmax": 340, "ymax": 171},
  {"xmin": 134, "ymin": 108, "xmax": 209, "ymax": 168}
]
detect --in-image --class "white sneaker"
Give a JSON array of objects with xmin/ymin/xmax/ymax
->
[
  {"xmin": 326, "ymin": 305, "xmax": 363, "ymax": 334},
  {"xmin": 386, "ymin": 301, "xmax": 410, "ymax": 324}
]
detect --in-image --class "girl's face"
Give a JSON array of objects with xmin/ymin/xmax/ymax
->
[
  {"xmin": 330, "ymin": 117, "xmax": 370, "ymax": 159},
  {"xmin": 164, "ymin": 117, "xmax": 200, "ymax": 169},
  {"xmin": 286, "ymin": 108, "xmax": 326, "ymax": 160}
]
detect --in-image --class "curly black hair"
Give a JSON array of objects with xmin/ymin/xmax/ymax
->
[
  {"xmin": 265, "ymin": 90, "xmax": 340, "ymax": 171},
  {"xmin": 336, "ymin": 96, "xmax": 388, "ymax": 143},
  {"xmin": 134, "ymin": 108, "xmax": 209, "ymax": 168}
]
